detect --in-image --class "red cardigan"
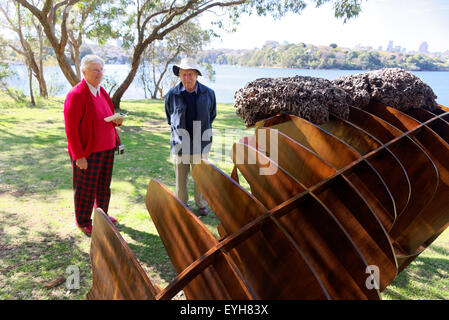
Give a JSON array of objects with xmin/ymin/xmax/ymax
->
[{"xmin": 64, "ymin": 79, "xmax": 120, "ymax": 160}]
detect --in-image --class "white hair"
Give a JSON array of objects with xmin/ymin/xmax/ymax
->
[{"xmin": 80, "ymin": 55, "xmax": 105, "ymax": 72}]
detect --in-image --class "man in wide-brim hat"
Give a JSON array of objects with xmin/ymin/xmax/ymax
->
[
  {"xmin": 172, "ymin": 57, "xmax": 203, "ymax": 77},
  {"xmin": 165, "ymin": 57, "xmax": 216, "ymax": 217}
]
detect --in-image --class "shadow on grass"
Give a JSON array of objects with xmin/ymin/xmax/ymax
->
[
  {"xmin": 0, "ymin": 126, "xmax": 63, "ymax": 148},
  {"xmin": 427, "ymin": 243, "xmax": 449, "ymax": 256},
  {"xmin": 0, "ymin": 123, "xmax": 73, "ymax": 197},
  {"xmin": 115, "ymin": 223, "xmax": 177, "ymax": 285},
  {"xmin": 214, "ymin": 114, "xmax": 247, "ymax": 129},
  {"xmin": 0, "ymin": 122, "xmax": 173, "ymax": 202},
  {"xmin": 0, "ymin": 99, "xmax": 242, "ymax": 202},
  {"xmin": 383, "ymin": 243, "xmax": 449, "ymax": 300},
  {"xmin": 0, "ymin": 213, "xmax": 92, "ymax": 299}
]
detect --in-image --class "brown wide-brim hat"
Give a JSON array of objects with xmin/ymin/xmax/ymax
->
[{"xmin": 173, "ymin": 57, "xmax": 202, "ymax": 76}]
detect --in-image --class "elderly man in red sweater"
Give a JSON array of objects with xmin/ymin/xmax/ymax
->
[{"xmin": 64, "ymin": 55, "xmax": 123, "ymax": 235}]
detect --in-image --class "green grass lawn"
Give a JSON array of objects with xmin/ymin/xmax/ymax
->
[{"xmin": 0, "ymin": 94, "xmax": 448, "ymax": 300}]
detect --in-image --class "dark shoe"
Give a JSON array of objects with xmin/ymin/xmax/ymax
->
[
  {"xmin": 108, "ymin": 216, "xmax": 118, "ymax": 224},
  {"xmin": 77, "ymin": 223, "xmax": 92, "ymax": 236},
  {"xmin": 197, "ymin": 207, "xmax": 209, "ymax": 217}
]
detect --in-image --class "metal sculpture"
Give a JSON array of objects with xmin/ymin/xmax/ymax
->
[{"xmin": 87, "ymin": 102, "xmax": 449, "ymax": 300}]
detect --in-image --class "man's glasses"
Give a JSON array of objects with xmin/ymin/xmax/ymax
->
[{"xmin": 89, "ymin": 68, "xmax": 103, "ymax": 74}]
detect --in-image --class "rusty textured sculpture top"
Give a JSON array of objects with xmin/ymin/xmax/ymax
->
[
  {"xmin": 234, "ymin": 76, "xmax": 352, "ymax": 126},
  {"xmin": 332, "ymin": 68, "xmax": 438, "ymax": 111}
]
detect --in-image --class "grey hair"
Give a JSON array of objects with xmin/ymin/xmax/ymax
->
[{"xmin": 80, "ymin": 55, "xmax": 105, "ymax": 72}]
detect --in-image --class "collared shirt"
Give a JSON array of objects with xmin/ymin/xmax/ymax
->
[
  {"xmin": 85, "ymin": 79, "xmax": 101, "ymax": 97},
  {"xmin": 180, "ymin": 83, "xmax": 198, "ymax": 146},
  {"xmin": 180, "ymin": 83, "xmax": 198, "ymax": 94}
]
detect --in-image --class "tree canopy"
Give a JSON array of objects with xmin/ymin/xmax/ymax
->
[{"xmin": 12, "ymin": 0, "xmax": 365, "ymax": 108}]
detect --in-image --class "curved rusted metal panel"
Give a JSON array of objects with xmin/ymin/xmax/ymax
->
[
  {"xmin": 318, "ymin": 115, "xmax": 382, "ymax": 155},
  {"xmin": 340, "ymin": 106, "xmax": 440, "ymax": 254},
  {"xmin": 344, "ymin": 106, "xmax": 411, "ymax": 218},
  {"xmin": 317, "ymin": 113, "xmax": 410, "ymax": 222},
  {"xmin": 194, "ymin": 160, "xmax": 380, "ymax": 299},
  {"xmin": 260, "ymin": 114, "xmax": 360, "ymax": 170},
  {"xmin": 87, "ymin": 208, "xmax": 160, "ymax": 300},
  {"xmin": 273, "ymin": 192, "xmax": 380, "ymax": 299},
  {"xmin": 145, "ymin": 179, "xmax": 254, "ymax": 300},
  {"xmin": 356, "ymin": 104, "xmax": 440, "ymax": 253},
  {"xmin": 384, "ymin": 108, "xmax": 449, "ymax": 270},
  {"xmin": 253, "ymin": 126, "xmax": 397, "ymax": 231},
  {"xmin": 232, "ymin": 142, "xmax": 396, "ymax": 291},
  {"xmin": 192, "ymin": 160, "xmax": 332, "ymax": 299}
]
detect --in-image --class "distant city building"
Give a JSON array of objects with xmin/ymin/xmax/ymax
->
[
  {"xmin": 419, "ymin": 41, "xmax": 429, "ymax": 53},
  {"xmin": 394, "ymin": 45, "xmax": 402, "ymax": 52},
  {"xmin": 387, "ymin": 40, "xmax": 394, "ymax": 52},
  {"xmin": 378, "ymin": 46, "xmax": 383, "ymax": 51}
]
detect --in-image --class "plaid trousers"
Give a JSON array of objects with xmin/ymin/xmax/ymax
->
[{"xmin": 71, "ymin": 148, "xmax": 115, "ymax": 227}]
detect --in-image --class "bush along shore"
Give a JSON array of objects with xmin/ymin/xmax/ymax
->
[{"xmin": 200, "ymin": 43, "xmax": 449, "ymax": 71}]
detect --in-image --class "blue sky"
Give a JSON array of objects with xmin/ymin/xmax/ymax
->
[{"xmin": 202, "ymin": 0, "xmax": 449, "ymax": 53}]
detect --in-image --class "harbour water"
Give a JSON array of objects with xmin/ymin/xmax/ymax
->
[{"xmin": 7, "ymin": 64, "xmax": 449, "ymax": 106}]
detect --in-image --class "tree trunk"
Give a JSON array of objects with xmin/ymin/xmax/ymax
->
[
  {"xmin": 111, "ymin": 45, "xmax": 145, "ymax": 110},
  {"xmin": 15, "ymin": 0, "xmax": 81, "ymax": 87},
  {"xmin": 37, "ymin": 23, "xmax": 48, "ymax": 98},
  {"xmin": 24, "ymin": 55, "xmax": 48, "ymax": 98},
  {"xmin": 158, "ymin": 87, "xmax": 163, "ymax": 99},
  {"xmin": 36, "ymin": 71, "xmax": 48, "ymax": 98},
  {"xmin": 28, "ymin": 63, "xmax": 35, "ymax": 106},
  {"xmin": 37, "ymin": 60, "xmax": 48, "ymax": 98},
  {"xmin": 139, "ymin": 56, "xmax": 148, "ymax": 99},
  {"xmin": 54, "ymin": 48, "xmax": 80, "ymax": 87},
  {"xmin": 152, "ymin": 66, "xmax": 169, "ymax": 99},
  {"xmin": 39, "ymin": 16, "xmax": 79, "ymax": 87},
  {"xmin": 151, "ymin": 46, "xmax": 157, "ymax": 99},
  {"xmin": 73, "ymin": 49, "xmax": 81, "ymax": 81},
  {"xmin": 68, "ymin": 29, "xmax": 82, "ymax": 80},
  {"xmin": 12, "ymin": 2, "xmax": 48, "ymax": 98},
  {"xmin": 150, "ymin": 47, "xmax": 178, "ymax": 99},
  {"xmin": 19, "ymin": 51, "xmax": 48, "ymax": 99}
]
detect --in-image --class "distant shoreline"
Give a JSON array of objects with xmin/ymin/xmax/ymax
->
[
  {"xmin": 208, "ymin": 63, "xmax": 449, "ymax": 73},
  {"xmin": 200, "ymin": 44, "xmax": 449, "ymax": 72},
  {"xmin": 6, "ymin": 62, "xmax": 449, "ymax": 73}
]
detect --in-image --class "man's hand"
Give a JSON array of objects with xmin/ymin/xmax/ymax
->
[
  {"xmin": 76, "ymin": 157, "xmax": 88, "ymax": 170},
  {"xmin": 113, "ymin": 118, "xmax": 123, "ymax": 126}
]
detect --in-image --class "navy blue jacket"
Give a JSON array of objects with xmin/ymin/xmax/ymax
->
[{"xmin": 165, "ymin": 81, "xmax": 217, "ymax": 155}]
